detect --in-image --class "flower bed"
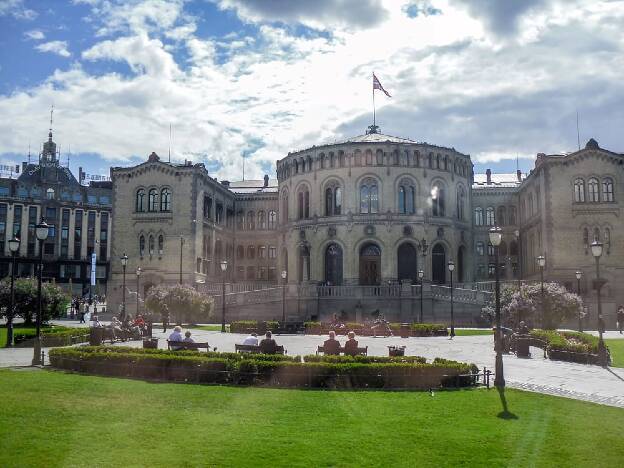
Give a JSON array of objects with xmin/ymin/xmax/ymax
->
[
  {"xmin": 304, "ymin": 322, "xmax": 448, "ymax": 337},
  {"xmin": 49, "ymin": 346, "xmax": 478, "ymax": 390},
  {"xmin": 528, "ymin": 330, "xmax": 609, "ymax": 365}
]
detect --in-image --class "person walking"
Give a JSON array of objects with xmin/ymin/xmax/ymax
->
[
  {"xmin": 617, "ymin": 305, "xmax": 624, "ymax": 334},
  {"xmin": 79, "ymin": 301, "xmax": 86, "ymax": 324},
  {"xmin": 162, "ymin": 311, "xmax": 169, "ymax": 333}
]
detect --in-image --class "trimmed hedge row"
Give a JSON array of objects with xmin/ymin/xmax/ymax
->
[
  {"xmin": 49, "ymin": 346, "xmax": 478, "ymax": 389},
  {"xmin": 14, "ymin": 326, "xmax": 89, "ymax": 347},
  {"xmin": 528, "ymin": 330, "xmax": 608, "ymax": 365},
  {"xmin": 304, "ymin": 322, "xmax": 448, "ymax": 337},
  {"xmin": 230, "ymin": 320, "xmax": 280, "ymax": 334}
]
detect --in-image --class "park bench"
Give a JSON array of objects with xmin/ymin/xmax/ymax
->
[
  {"xmin": 167, "ymin": 341, "xmax": 216, "ymax": 352},
  {"xmin": 235, "ymin": 344, "xmax": 286, "ymax": 354},
  {"xmin": 316, "ymin": 345, "xmax": 368, "ymax": 356}
]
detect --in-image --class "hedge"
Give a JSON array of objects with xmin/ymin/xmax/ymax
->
[
  {"xmin": 230, "ymin": 321, "xmax": 280, "ymax": 334},
  {"xmin": 303, "ymin": 322, "xmax": 448, "ymax": 337},
  {"xmin": 49, "ymin": 346, "xmax": 478, "ymax": 390},
  {"xmin": 528, "ymin": 330, "xmax": 609, "ymax": 365},
  {"xmin": 303, "ymin": 355, "xmax": 427, "ymax": 364},
  {"xmin": 14, "ymin": 326, "xmax": 89, "ymax": 347}
]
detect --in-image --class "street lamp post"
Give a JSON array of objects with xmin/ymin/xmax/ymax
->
[
  {"xmin": 489, "ymin": 226, "xmax": 505, "ymax": 388},
  {"xmin": 590, "ymin": 240, "xmax": 608, "ymax": 366},
  {"xmin": 448, "ymin": 260, "xmax": 455, "ymax": 338},
  {"xmin": 514, "ymin": 229, "xmax": 522, "ymax": 280},
  {"xmin": 575, "ymin": 270, "xmax": 583, "ymax": 332},
  {"xmin": 220, "ymin": 260, "xmax": 228, "ymax": 332},
  {"xmin": 281, "ymin": 270, "xmax": 287, "ymax": 323},
  {"xmin": 418, "ymin": 269, "xmax": 424, "ymax": 323},
  {"xmin": 32, "ymin": 221, "xmax": 49, "ymax": 366},
  {"xmin": 179, "ymin": 236, "xmax": 184, "ymax": 284},
  {"xmin": 136, "ymin": 267, "xmax": 142, "ymax": 317},
  {"xmin": 537, "ymin": 255, "xmax": 546, "ymax": 328},
  {"xmin": 120, "ymin": 254, "xmax": 128, "ymax": 321},
  {"xmin": 6, "ymin": 236, "xmax": 20, "ymax": 347}
]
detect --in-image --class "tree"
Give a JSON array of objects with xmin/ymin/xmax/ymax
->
[
  {"xmin": 492, "ymin": 282, "xmax": 583, "ymax": 330},
  {"xmin": 144, "ymin": 284, "xmax": 214, "ymax": 325},
  {"xmin": 0, "ymin": 278, "xmax": 70, "ymax": 324}
]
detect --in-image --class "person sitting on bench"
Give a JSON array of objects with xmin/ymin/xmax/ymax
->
[
  {"xmin": 168, "ymin": 326, "xmax": 184, "ymax": 350},
  {"xmin": 183, "ymin": 331, "xmax": 195, "ymax": 343},
  {"xmin": 344, "ymin": 331, "xmax": 359, "ymax": 356},
  {"xmin": 243, "ymin": 333, "xmax": 258, "ymax": 346},
  {"xmin": 323, "ymin": 331, "xmax": 341, "ymax": 355},
  {"xmin": 259, "ymin": 331, "xmax": 278, "ymax": 354}
]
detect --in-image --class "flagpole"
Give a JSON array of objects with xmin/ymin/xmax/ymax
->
[{"xmin": 372, "ymin": 73, "xmax": 376, "ymax": 128}]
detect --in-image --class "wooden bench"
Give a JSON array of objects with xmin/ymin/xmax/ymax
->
[
  {"xmin": 316, "ymin": 345, "xmax": 368, "ymax": 356},
  {"xmin": 235, "ymin": 344, "xmax": 286, "ymax": 355},
  {"xmin": 167, "ymin": 340, "xmax": 215, "ymax": 352}
]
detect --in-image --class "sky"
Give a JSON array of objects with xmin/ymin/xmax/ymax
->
[{"xmin": 0, "ymin": 0, "xmax": 623, "ymax": 181}]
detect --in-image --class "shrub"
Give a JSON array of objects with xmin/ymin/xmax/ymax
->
[
  {"xmin": 529, "ymin": 329, "xmax": 600, "ymax": 354},
  {"xmin": 145, "ymin": 284, "xmax": 214, "ymax": 324},
  {"xmin": 0, "ymin": 278, "xmax": 69, "ymax": 324},
  {"xmin": 303, "ymin": 355, "xmax": 427, "ymax": 364}
]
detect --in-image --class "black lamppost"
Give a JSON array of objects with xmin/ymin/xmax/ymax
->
[
  {"xmin": 418, "ymin": 269, "xmax": 424, "ymax": 323},
  {"xmin": 220, "ymin": 260, "xmax": 228, "ymax": 332},
  {"xmin": 121, "ymin": 253, "xmax": 128, "ymax": 320},
  {"xmin": 489, "ymin": 226, "xmax": 505, "ymax": 388},
  {"xmin": 179, "ymin": 236, "xmax": 184, "ymax": 284},
  {"xmin": 136, "ymin": 267, "xmax": 142, "ymax": 317},
  {"xmin": 514, "ymin": 229, "xmax": 522, "ymax": 280},
  {"xmin": 6, "ymin": 236, "xmax": 20, "ymax": 348},
  {"xmin": 590, "ymin": 240, "xmax": 608, "ymax": 366},
  {"xmin": 281, "ymin": 270, "xmax": 288, "ymax": 323},
  {"xmin": 32, "ymin": 221, "xmax": 49, "ymax": 366},
  {"xmin": 448, "ymin": 259, "xmax": 455, "ymax": 338},
  {"xmin": 575, "ymin": 270, "xmax": 583, "ymax": 332},
  {"xmin": 537, "ymin": 255, "xmax": 546, "ymax": 328}
]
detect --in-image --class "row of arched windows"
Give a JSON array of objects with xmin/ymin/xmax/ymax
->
[
  {"xmin": 474, "ymin": 206, "xmax": 517, "ymax": 226},
  {"xmin": 139, "ymin": 233, "xmax": 164, "ymax": 257},
  {"xmin": 236, "ymin": 245, "xmax": 277, "ymax": 260},
  {"xmin": 574, "ymin": 177, "xmax": 614, "ymax": 203},
  {"xmin": 235, "ymin": 210, "xmax": 277, "ymax": 230},
  {"xmin": 136, "ymin": 188, "xmax": 171, "ymax": 212},
  {"xmin": 476, "ymin": 240, "xmax": 518, "ymax": 256},
  {"xmin": 277, "ymin": 149, "xmax": 470, "ymax": 180}
]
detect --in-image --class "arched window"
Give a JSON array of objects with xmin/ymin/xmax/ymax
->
[
  {"xmin": 339, "ymin": 151, "xmax": 345, "ymax": 167},
  {"xmin": 583, "ymin": 227, "xmax": 589, "ymax": 248},
  {"xmin": 136, "ymin": 189, "xmax": 145, "ymax": 212},
  {"xmin": 360, "ymin": 178, "xmax": 379, "ymax": 214},
  {"xmin": 593, "ymin": 227, "xmax": 600, "ymax": 242},
  {"xmin": 236, "ymin": 211, "xmax": 244, "ymax": 230},
  {"xmin": 247, "ymin": 245, "xmax": 255, "ymax": 259},
  {"xmin": 257, "ymin": 211, "xmax": 266, "ymax": 229},
  {"xmin": 509, "ymin": 206, "xmax": 517, "ymax": 225},
  {"xmin": 297, "ymin": 186, "xmax": 310, "ymax": 219},
  {"xmin": 588, "ymin": 178, "xmax": 599, "ymax": 202},
  {"xmin": 148, "ymin": 235, "xmax": 155, "ymax": 255},
  {"xmin": 281, "ymin": 190, "xmax": 289, "ymax": 224},
  {"xmin": 160, "ymin": 188, "xmax": 171, "ymax": 211},
  {"xmin": 604, "ymin": 228, "xmax": 611, "ymax": 254},
  {"xmin": 324, "ymin": 182, "xmax": 342, "ymax": 216},
  {"xmin": 476, "ymin": 242, "xmax": 484, "ymax": 256},
  {"xmin": 158, "ymin": 235, "xmax": 164, "ymax": 254},
  {"xmin": 574, "ymin": 179, "xmax": 585, "ymax": 202},
  {"xmin": 258, "ymin": 246, "xmax": 266, "ymax": 259},
  {"xmin": 46, "ymin": 188, "xmax": 55, "ymax": 200},
  {"xmin": 474, "ymin": 207, "xmax": 483, "ymax": 226},
  {"xmin": 237, "ymin": 245, "xmax": 244, "ymax": 259},
  {"xmin": 487, "ymin": 242, "xmax": 494, "ymax": 256},
  {"xmin": 485, "ymin": 207, "xmax": 495, "ymax": 226},
  {"xmin": 247, "ymin": 211, "xmax": 255, "ymax": 230},
  {"xmin": 497, "ymin": 206, "xmax": 506, "ymax": 226},
  {"xmin": 431, "ymin": 183, "xmax": 445, "ymax": 217},
  {"xmin": 602, "ymin": 178, "xmax": 614, "ymax": 202},
  {"xmin": 457, "ymin": 186, "xmax": 465, "ymax": 220},
  {"xmin": 268, "ymin": 210, "xmax": 277, "ymax": 229},
  {"xmin": 148, "ymin": 189, "xmax": 158, "ymax": 212},
  {"xmin": 398, "ymin": 180, "xmax": 416, "ymax": 214},
  {"xmin": 365, "ymin": 150, "xmax": 373, "ymax": 165},
  {"xmin": 139, "ymin": 235, "xmax": 145, "ymax": 256}
]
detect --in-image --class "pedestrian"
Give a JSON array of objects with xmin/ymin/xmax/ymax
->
[
  {"xmin": 79, "ymin": 302, "xmax": 86, "ymax": 324},
  {"xmin": 162, "ymin": 311, "xmax": 169, "ymax": 333},
  {"xmin": 617, "ymin": 305, "xmax": 624, "ymax": 334}
]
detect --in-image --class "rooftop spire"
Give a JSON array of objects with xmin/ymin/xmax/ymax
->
[{"xmin": 49, "ymin": 104, "xmax": 54, "ymax": 140}]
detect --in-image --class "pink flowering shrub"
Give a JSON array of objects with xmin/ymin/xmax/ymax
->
[{"xmin": 145, "ymin": 284, "xmax": 214, "ymax": 325}]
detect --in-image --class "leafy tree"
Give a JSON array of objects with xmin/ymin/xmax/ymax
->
[
  {"xmin": 0, "ymin": 278, "xmax": 70, "ymax": 324},
  {"xmin": 144, "ymin": 284, "xmax": 214, "ymax": 325},
  {"xmin": 484, "ymin": 282, "xmax": 583, "ymax": 329}
]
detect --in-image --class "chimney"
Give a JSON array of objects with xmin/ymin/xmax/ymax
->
[
  {"xmin": 221, "ymin": 180, "xmax": 230, "ymax": 188},
  {"xmin": 516, "ymin": 169, "xmax": 522, "ymax": 182},
  {"xmin": 263, "ymin": 174, "xmax": 269, "ymax": 187},
  {"xmin": 79, "ymin": 166, "xmax": 84, "ymax": 183},
  {"xmin": 486, "ymin": 168, "xmax": 492, "ymax": 185},
  {"xmin": 22, "ymin": 162, "xmax": 27, "ymax": 172}
]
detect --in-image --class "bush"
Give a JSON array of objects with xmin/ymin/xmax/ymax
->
[
  {"xmin": 303, "ymin": 355, "xmax": 427, "ymax": 364},
  {"xmin": 303, "ymin": 322, "xmax": 447, "ymax": 337},
  {"xmin": 49, "ymin": 346, "xmax": 478, "ymax": 390},
  {"xmin": 145, "ymin": 284, "xmax": 214, "ymax": 324},
  {"xmin": 528, "ymin": 330, "xmax": 608, "ymax": 365},
  {"xmin": 230, "ymin": 320, "xmax": 280, "ymax": 334},
  {"xmin": 0, "ymin": 278, "xmax": 69, "ymax": 324}
]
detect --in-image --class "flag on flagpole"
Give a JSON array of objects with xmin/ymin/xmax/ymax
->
[{"xmin": 373, "ymin": 73, "xmax": 391, "ymax": 97}]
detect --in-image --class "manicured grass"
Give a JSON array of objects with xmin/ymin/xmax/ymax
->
[
  {"xmin": 606, "ymin": 339, "xmax": 624, "ymax": 368},
  {"xmin": 0, "ymin": 324, "xmax": 49, "ymax": 347},
  {"xmin": 1, "ymin": 370, "xmax": 623, "ymax": 467},
  {"xmin": 454, "ymin": 328, "xmax": 493, "ymax": 336},
  {"xmin": 192, "ymin": 324, "xmax": 230, "ymax": 332}
]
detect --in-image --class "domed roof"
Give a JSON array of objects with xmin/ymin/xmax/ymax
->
[{"xmin": 333, "ymin": 132, "xmax": 418, "ymax": 145}]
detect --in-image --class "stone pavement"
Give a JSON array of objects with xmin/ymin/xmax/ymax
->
[{"xmin": 1, "ymin": 322, "xmax": 623, "ymax": 409}]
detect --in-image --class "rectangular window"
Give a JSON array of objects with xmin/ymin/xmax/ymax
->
[
  {"xmin": 13, "ymin": 205, "xmax": 22, "ymax": 238},
  {"xmin": 74, "ymin": 210, "xmax": 83, "ymax": 260},
  {"xmin": 0, "ymin": 203, "xmax": 6, "ymax": 253},
  {"xmin": 268, "ymin": 246, "xmax": 277, "ymax": 258},
  {"xmin": 45, "ymin": 207, "xmax": 56, "ymax": 222},
  {"xmin": 476, "ymin": 242, "xmax": 484, "ymax": 256}
]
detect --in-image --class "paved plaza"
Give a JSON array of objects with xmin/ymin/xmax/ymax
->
[{"xmin": 1, "ymin": 321, "xmax": 623, "ymax": 408}]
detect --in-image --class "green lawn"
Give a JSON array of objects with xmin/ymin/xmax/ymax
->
[
  {"xmin": 454, "ymin": 328, "xmax": 493, "ymax": 336},
  {"xmin": 0, "ymin": 324, "xmax": 45, "ymax": 347},
  {"xmin": 1, "ymin": 370, "xmax": 623, "ymax": 467},
  {"xmin": 192, "ymin": 324, "xmax": 230, "ymax": 332},
  {"xmin": 606, "ymin": 339, "xmax": 624, "ymax": 368}
]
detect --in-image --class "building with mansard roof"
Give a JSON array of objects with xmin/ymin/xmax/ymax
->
[{"xmin": 0, "ymin": 126, "xmax": 112, "ymax": 297}]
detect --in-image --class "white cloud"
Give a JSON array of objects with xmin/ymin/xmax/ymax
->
[
  {"xmin": 0, "ymin": 0, "xmax": 37, "ymax": 20},
  {"xmin": 35, "ymin": 40, "xmax": 71, "ymax": 57},
  {"xmin": 1, "ymin": 0, "xmax": 623, "ymax": 182},
  {"xmin": 24, "ymin": 29, "xmax": 45, "ymax": 40}
]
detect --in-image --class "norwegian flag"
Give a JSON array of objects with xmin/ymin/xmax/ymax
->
[{"xmin": 373, "ymin": 73, "xmax": 391, "ymax": 97}]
